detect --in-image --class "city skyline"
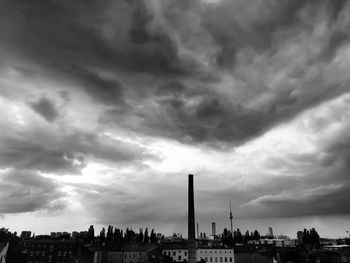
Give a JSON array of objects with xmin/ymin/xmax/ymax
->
[{"xmin": 1, "ymin": 0, "xmax": 350, "ymax": 239}]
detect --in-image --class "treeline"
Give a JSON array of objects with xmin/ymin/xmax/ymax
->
[
  {"xmin": 85, "ymin": 225, "xmax": 159, "ymax": 248},
  {"xmin": 300, "ymin": 228, "xmax": 320, "ymax": 245},
  {"xmin": 221, "ymin": 228, "xmax": 261, "ymax": 246}
]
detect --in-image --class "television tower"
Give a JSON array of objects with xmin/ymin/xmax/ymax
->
[{"xmin": 229, "ymin": 200, "xmax": 233, "ymax": 234}]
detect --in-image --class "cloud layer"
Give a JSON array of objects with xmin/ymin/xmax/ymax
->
[{"xmin": 1, "ymin": 0, "xmax": 350, "ymax": 236}]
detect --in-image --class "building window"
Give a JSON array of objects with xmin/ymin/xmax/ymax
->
[
  {"xmin": 205, "ymin": 257, "xmax": 208, "ymax": 262},
  {"xmin": 220, "ymin": 257, "xmax": 222, "ymax": 262},
  {"xmin": 210, "ymin": 257, "xmax": 213, "ymax": 262},
  {"xmin": 229, "ymin": 257, "xmax": 232, "ymax": 262},
  {"xmin": 173, "ymin": 252, "xmax": 176, "ymax": 256},
  {"xmin": 185, "ymin": 252, "xmax": 187, "ymax": 256},
  {"xmin": 178, "ymin": 256, "xmax": 181, "ymax": 261},
  {"xmin": 225, "ymin": 257, "xmax": 227, "ymax": 262},
  {"xmin": 215, "ymin": 257, "xmax": 218, "ymax": 262}
]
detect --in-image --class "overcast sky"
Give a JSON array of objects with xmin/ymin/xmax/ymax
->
[{"xmin": 1, "ymin": 0, "xmax": 350, "ymax": 239}]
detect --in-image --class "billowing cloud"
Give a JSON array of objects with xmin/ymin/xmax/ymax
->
[
  {"xmin": 0, "ymin": 169, "xmax": 65, "ymax": 213},
  {"xmin": 1, "ymin": 0, "xmax": 350, "ymax": 237},
  {"xmin": 0, "ymin": 129, "xmax": 155, "ymax": 174},
  {"xmin": 29, "ymin": 97, "xmax": 59, "ymax": 122}
]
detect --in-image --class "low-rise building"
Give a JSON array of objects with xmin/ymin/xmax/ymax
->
[
  {"xmin": 26, "ymin": 239, "xmax": 76, "ymax": 263},
  {"xmin": 105, "ymin": 250, "xmax": 123, "ymax": 263},
  {"xmin": 247, "ymin": 239, "xmax": 296, "ymax": 247},
  {"xmin": 123, "ymin": 244, "xmax": 159, "ymax": 263},
  {"xmin": 20, "ymin": 231, "xmax": 32, "ymax": 240},
  {"xmin": 309, "ymin": 245, "xmax": 350, "ymax": 263},
  {"xmin": 162, "ymin": 242, "xmax": 234, "ymax": 263}
]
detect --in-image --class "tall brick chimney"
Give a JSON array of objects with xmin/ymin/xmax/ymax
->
[{"xmin": 188, "ymin": 174, "xmax": 196, "ymax": 263}]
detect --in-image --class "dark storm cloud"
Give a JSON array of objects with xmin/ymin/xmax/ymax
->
[
  {"xmin": 70, "ymin": 66, "xmax": 126, "ymax": 106},
  {"xmin": 29, "ymin": 97, "xmax": 59, "ymax": 122},
  {"xmin": 100, "ymin": 0, "xmax": 350, "ymax": 146},
  {"xmin": 203, "ymin": 0, "xmax": 348, "ymax": 68},
  {"xmin": 0, "ymin": 134, "xmax": 85, "ymax": 174},
  {"xmin": 0, "ymin": 0, "xmax": 198, "ymax": 79},
  {"xmin": 0, "ymin": 169, "xmax": 65, "ymax": 213},
  {"xmin": 202, "ymin": 0, "xmax": 305, "ymax": 68},
  {"xmin": 242, "ymin": 184, "xmax": 350, "ymax": 218},
  {"xmin": 0, "ymin": 128, "xmax": 156, "ymax": 174},
  {"xmin": 60, "ymin": 132, "xmax": 155, "ymax": 165},
  {"xmin": 1, "ymin": 0, "xmax": 350, "ymax": 147},
  {"xmin": 102, "ymin": 90, "xmax": 270, "ymax": 145},
  {"xmin": 236, "ymin": 113, "xmax": 350, "ymax": 218},
  {"xmin": 75, "ymin": 179, "xmax": 188, "ymax": 226}
]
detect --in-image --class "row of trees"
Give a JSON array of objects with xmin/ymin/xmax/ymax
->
[
  {"xmin": 86, "ymin": 225, "xmax": 158, "ymax": 248},
  {"xmin": 221, "ymin": 228, "xmax": 261, "ymax": 246},
  {"xmin": 301, "ymin": 228, "xmax": 320, "ymax": 245}
]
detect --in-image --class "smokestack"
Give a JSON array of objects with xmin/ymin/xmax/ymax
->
[
  {"xmin": 188, "ymin": 174, "xmax": 196, "ymax": 263},
  {"xmin": 212, "ymin": 222, "xmax": 216, "ymax": 236}
]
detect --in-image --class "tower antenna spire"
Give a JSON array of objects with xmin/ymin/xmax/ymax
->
[{"xmin": 229, "ymin": 200, "xmax": 233, "ymax": 235}]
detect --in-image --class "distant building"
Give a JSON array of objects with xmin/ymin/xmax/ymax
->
[
  {"xmin": 0, "ymin": 243, "xmax": 9, "ymax": 263},
  {"xmin": 267, "ymin": 227, "xmax": 273, "ymax": 237},
  {"xmin": 79, "ymin": 231, "xmax": 88, "ymax": 239},
  {"xmin": 309, "ymin": 245, "xmax": 350, "ymax": 263},
  {"xmin": 212, "ymin": 223, "xmax": 216, "ymax": 237},
  {"xmin": 71, "ymin": 232, "xmax": 79, "ymax": 239},
  {"xmin": 50, "ymin": 232, "xmax": 56, "ymax": 239},
  {"xmin": 20, "ymin": 231, "xmax": 32, "ymax": 240},
  {"xmin": 26, "ymin": 239, "xmax": 76, "ymax": 263},
  {"xmin": 62, "ymin": 232, "xmax": 71, "ymax": 238},
  {"xmin": 320, "ymin": 238, "xmax": 337, "ymax": 247},
  {"xmin": 276, "ymin": 235, "xmax": 290, "ymax": 241},
  {"xmin": 247, "ymin": 239, "xmax": 296, "ymax": 247}
]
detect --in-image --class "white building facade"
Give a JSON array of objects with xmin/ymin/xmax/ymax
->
[{"xmin": 162, "ymin": 248, "xmax": 234, "ymax": 263}]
